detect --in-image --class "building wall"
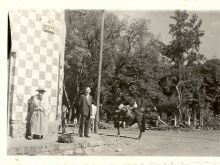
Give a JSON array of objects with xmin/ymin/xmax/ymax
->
[{"xmin": 8, "ymin": 10, "xmax": 66, "ymax": 137}]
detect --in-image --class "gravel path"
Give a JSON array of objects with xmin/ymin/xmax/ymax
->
[{"xmin": 87, "ymin": 129, "xmax": 220, "ymax": 156}]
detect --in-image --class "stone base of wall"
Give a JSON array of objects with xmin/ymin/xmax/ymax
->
[
  {"xmin": 9, "ymin": 120, "xmax": 26, "ymax": 138},
  {"xmin": 8, "ymin": 133, "xmax": 105, "ymax": 155},
  {"xmin": 9, "ymin": 120, "xmax": 61, "ymax": 138}
]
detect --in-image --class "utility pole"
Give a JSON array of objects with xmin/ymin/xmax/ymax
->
[{"xmin": 95, "ymin": 10, "xmax": 105, "ymax": 133}]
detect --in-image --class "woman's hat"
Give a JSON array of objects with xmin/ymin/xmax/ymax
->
[{"xmin": 36, "ymin": 86, "xmax": 46, "ymax": 92}]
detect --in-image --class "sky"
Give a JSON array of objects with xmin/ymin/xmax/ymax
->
[{"xmin": 112, "ymin": 10, "xmax": 220, "ymax": 59}]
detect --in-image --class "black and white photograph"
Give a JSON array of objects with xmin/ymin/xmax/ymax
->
[{"xmin": 2, "ymin": 0, "xmax": 220, "ymax": 161}]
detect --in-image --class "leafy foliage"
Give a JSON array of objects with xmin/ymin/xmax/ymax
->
[{"xmin": 63, "ymin": 10, "xmax": 219, "ymax": 127}]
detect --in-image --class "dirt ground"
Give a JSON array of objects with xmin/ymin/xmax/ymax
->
[
  {"xmin": 8, "ymin": 126, "xmax": 220, "ymax": 156},
  {"xmin": 85, "ymin": 128, "xmax": 220, "ymax": 156}
]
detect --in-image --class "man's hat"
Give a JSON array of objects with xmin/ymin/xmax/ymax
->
[{"xmin": 36, "ymin": 86, "xmax": 46, "ymax": 92}]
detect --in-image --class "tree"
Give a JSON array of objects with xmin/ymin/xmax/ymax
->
[
  {"xmin": 64, "ymin": 10, "xmax": 127, "ymax": 106},
  {"xmin": 107, "ymin": 18, "xmax": 166, "ymax": 107},
  {"xmin": 200, "ymin": 59, "xmax": 220, "ymax": 116},
  {"xmin": 165, "ymin": 10, "xmax": 205, "ymax": 68},
  {"xmin": 64, "ymin": 10, "xmax": 92, "ymax": 105},
  {"xmin": 160, "ymin": 10, "xmax": 205, "ymax": 126}
]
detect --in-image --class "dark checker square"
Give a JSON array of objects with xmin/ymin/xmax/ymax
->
[
  {"xmin": 34, "ymin": 45, "xmax": 40, "ymax": 54},
  {"xmin": 26, "ymin": 53, "xmax": 33, "ymax": 61},
  {"xmin": 21, "ymin": 10, "xmax": 29, "ymax": 17},
  {"xmin": 24, "ymin": 86, "xmax": 31, "ymax": 95},
  {"xmin": 40, "ymin": 55, "xmax": 46, "ymax": 63},
  {"xmin": 33, "ymin": 62, "xmax": 39, "ymax": 70},
  {"xmin": 52, "ymin": 73, "xmax": 57, "ymax": 81},
  {"xmin": 39, "ymin": 71, "xmax": 45, "ymax": 80},
  {"xmin": 14, "ymin": 14, "xmax": 21, "ymax": 23},
  {"xmin": 17, "ymin": 77, "xmax": 25, "ymax": 85},
  {"xmin": 10, "ymin": 52, "xmax": 16, "ymax": 58},
  {"xmin": 48, "ymin": 34, "xmax": 54, "ymax": 41},
  {"xmin": 45, "ymin": 81, "xmax": 51, "ymax": 88},
  {"xmin": 51, "ymin": 89, "xmax": 57, "ymax": 97},
  {"xmin": 35, "ymin": 30, "xmax": 41, "ymax": 38},
  {"xmin": 28, "ymin": 19, "xmax": 35, "ymax": 28},
  {"xmin": 18, "ymin": 59, "xmax": 26, "ymax": 68},
  {"xmin": 32, "ymin": 79, "xmax": 38, "ymax": 87},
  {"xmin": 47, "ymin": 49, "xmax": 53, "ymax": 57},
  {"xmin": 27, "ymin": 36, "xmax": 34, "ymax": 44},
  {"xmin": 25, "ymin": 69, "xmax": 32, "ymax": 78},
  {"xmin": 41, "ymin": 39, "xmax": 47, "ymax": 47},
  {"xmin": 11, "ymin": 66, "xmax": 17, "ymax": 76},
  {"xmin": 19, "ymin": 42, "xmax": 26, "ymax": 51},
  {"xmin": 52, "ymin": 58, "xmax": 58, "ymax": 65},
  {"xmin": 46, "ymin": 64, "xmax": 52, "ymax": 72},
  {"xmin": 13, "ymin": 32, "xmax": 20, "ymax": 40},
  {"xmin": 20, "ymin": 25, "xmax": 28, "ymax": 34},
  {"xmin": 53, "ymin": 43, "xmax": 59, "ymax": 50},
  {"xmin": 10, "ymin": 84, "xmax": 16, "ymax": 93}
]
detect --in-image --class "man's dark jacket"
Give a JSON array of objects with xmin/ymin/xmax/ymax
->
[{"xmin": 78, "ymin": 94, "xmax": 92, "ymax": 116}]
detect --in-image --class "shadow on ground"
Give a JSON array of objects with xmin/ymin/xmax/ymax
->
[{"xmin": 98, "ymin": 133, "xmax": 139, "ymax": 140}]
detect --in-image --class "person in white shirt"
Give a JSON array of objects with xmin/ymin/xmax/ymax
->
[
  {"xmin": 118, "ymin": 103, "xmax": 125, "ymax": 110},
  {"xmin": 133, "ymin": 102, "xmax": 138, "ymax": 108},
  {"xmin": 90, "ymin": 104, "xmax": 97, "ymax": 132},
  {"xmin": 60, "ymin": 105, "xmax": 68, "ymax": 134}
]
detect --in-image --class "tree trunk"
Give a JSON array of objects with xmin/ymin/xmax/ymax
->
[
  {"xmin": 193, "ymin": 109, "xmax": 197, "ymax": 128},
  {"xmin": 76, "ymin": 74, "xmax": 80, "ymax": 95},
  {"xmin": 174, "ymin": 115, "xmax": 177, "ymax": 126},
  {"xmin": 187, "ymin": 107, "xmax": 191, "ymax": 126},
  {"xmin": 199, "ymin": 112, "xmax": 203, "ymax": 128},
  {"xmin": 176, "ymin": 82, "xmax": 183, "ymax": 123}
]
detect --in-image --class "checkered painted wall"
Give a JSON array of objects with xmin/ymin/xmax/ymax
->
[{"xmin": 8, "ymin": 10, "xmax": 66, "ymax": 122}]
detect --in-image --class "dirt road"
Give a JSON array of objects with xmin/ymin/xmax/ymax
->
[{"xmin": 86, "ymin": 129, "xmax": 220, "ymax": 156}]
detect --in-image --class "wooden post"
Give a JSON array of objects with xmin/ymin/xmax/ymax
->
[
  {"xmin": 94, "ymin": 10, "xmax": 105, "ymax": 133},
  {"xmin": 187, "ymin": 107, "xmax": 191, "ymax": 126},
  {"xmin": 56, "ymin": 53, "xmax": 61, "ymax": 120},
  {"xmin": 63, "ymin": 84, "xmax": 71, "ymax": 107},
  {"xmin": 174, "ymin": 114, "xmax": 177, "ymax": 126}
]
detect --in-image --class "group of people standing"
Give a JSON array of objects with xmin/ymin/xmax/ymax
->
[
  {"xmin": 25, "ymin": 86, "xmax": 96, "ymax": 140},
  {"xmin": 25, "ymin": 85, "xmax": 143, "ymax": 140}
]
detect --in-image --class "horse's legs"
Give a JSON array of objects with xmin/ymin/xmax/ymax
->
[
  {"xmin": 117, "ymin": 127, "xmax": 120, "ymax": 135},
  {"xmin": 122, "ymin": 121, "xmax": 126, "ymax": 129},
  {"xmin": 137, "ymin": 122, "xmax": 143, "ymax": 139},
  {"xmin": 142, "ymin": 114, "xmax": 146, "ymax": 132},
  {"xmin": 117, "ymin": 121, "xmax": 120, "ymax": 135},
  {"xmin": 114, "ymin": 119, "xmax": 120, "ymax": 136}
]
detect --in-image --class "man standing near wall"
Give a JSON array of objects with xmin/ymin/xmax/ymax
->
[{"xmin": 78, "ymin": 87, "xmax": 93, "ymax": 138}]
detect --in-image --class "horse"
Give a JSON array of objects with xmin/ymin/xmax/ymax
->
[{"xmin": 113, "ymin": 105, "xmax": 158, "ymax": 139}]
